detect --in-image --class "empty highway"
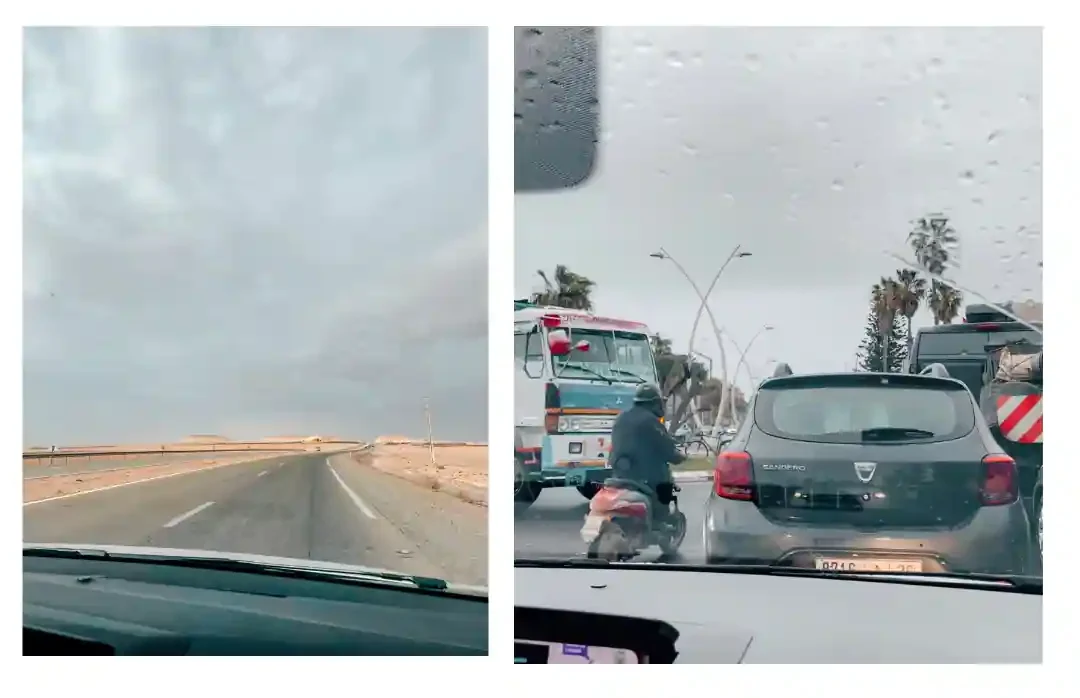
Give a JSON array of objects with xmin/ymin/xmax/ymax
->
[{"xmin": 24, "ymin": 450, "xmax": 487, "ymax": 586}]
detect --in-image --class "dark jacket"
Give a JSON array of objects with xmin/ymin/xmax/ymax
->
[{"xmin": 607, "ymin": 402, "xmax": 685, "ymax": 486}]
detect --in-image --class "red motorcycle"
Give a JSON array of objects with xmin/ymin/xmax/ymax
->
[{"xmin": 581, "ymin": 479, "xmax": 687, "ymax": 561}]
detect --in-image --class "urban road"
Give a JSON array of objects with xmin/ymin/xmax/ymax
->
[{"xmin": 24, "ymin": 451, "xmax": 487, "ymax": 587}]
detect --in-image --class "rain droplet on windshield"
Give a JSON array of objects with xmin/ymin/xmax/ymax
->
[
  {"xmin": 745, "ymin": 53, "xmax": 762, "ymax": 71},
  {"xmin": 959, "ymin": 170, "xmax": 976, "ymax": 185},
  {"xmin": 831, "ymin": 179, "xmax": 844, "ymax": 191},
  {"xmin": 666, "ymin": 51, "xmax": 684, "ymax": 68}
]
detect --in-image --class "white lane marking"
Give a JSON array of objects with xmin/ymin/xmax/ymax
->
[
  {"xmin": 258, "ymin": 470, "xmax": 268, "ymax": 477},
  {"xmin": 23, "ymin": 457, "xmax": 280, "ymax": 507},
  {"xmin": 163, "ymin": 501, "xmax": 215, "ymax": 528},
  {"xmin": 326, "ymin": 458, "xmax": 377, "ymax": 520}
]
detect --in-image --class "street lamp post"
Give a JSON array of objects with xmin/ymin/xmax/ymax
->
[
  {"xmin": 719, "ymin": 329, "xmax": 756, "ymax": 394},
  {"xmin": 650, "ymin": 245, "xmax": 751, "ymax": 434},
  {"xmin": 716, "ymin": 325, "xmax": 774, "ymax": 433}
]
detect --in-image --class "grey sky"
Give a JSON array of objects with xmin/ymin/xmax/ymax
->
[
  {"xmin": 516, "ymin": 27, "xmax": 1041, "ymax": 390},
  {"xmin": 24, "ymin": 27, "xmax": 488, "ymax": 445}
]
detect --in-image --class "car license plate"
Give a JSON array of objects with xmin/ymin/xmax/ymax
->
[
  {"xmin": 814, "ymin": 557, "xmax": 923, "ymax": 573},
  {"xmin": 581, "ymin": 516, "xmax": 606, "ymax": 543}
]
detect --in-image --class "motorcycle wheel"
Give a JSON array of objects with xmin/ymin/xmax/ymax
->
[
  {"xmin": 658, "ymin": 511, "xmax": 687, "ymax": 557},
  {"xmin": 587, "ymin": 523, "xmax": 631, "ymax": 561}
]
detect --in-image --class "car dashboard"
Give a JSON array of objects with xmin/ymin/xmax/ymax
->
[
  {"xmin": 515, "ymin": 564, "xmax": 1041, "ymax": 663},
  {"xmin": 24, "ymin": 554, "xmax": 488, "ymax": 655}
]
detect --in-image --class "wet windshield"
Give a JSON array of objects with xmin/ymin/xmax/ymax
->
[
  {"xmin": 514, "ymin": 27, "xmax": 1042, "ymax": 585},
  {"xmin": 24, "ymin": 27, "xmax": 488, "ymax": 589},
  {"xmin": 554, "ymin": 329, "xmax": 656, "ymax": 384}
]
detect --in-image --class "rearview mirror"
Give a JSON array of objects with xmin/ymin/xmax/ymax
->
[{"xmin": 515, "ymin": 26, "xmax": 599, "ymax": 191}]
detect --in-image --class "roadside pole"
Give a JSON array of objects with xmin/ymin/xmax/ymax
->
[{"xmin": 424, "ymin": 397, "xmax": 436, "ymax": 466}]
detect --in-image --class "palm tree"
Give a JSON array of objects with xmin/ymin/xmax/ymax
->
[
  {"xmin": 894, "ymin": 268, "xmax": 926, "ymax": 352},
  {"xmin": 907, "ymin": 215, "xmax": 958, "ymax": 275},
  {"xmin": 872, "ymin": 277, "xmax": 904, "ymax": 371},
  {"xmin": 530, "ymin": 265, "xmax": 596, "ymax": 311},
  {"xmin": 928, "ymin": 280, "xmax": 964, "ymax": 325},
  {"xmin": 907, "ymin": 215, "xmax": 963, "ymax": 325}
]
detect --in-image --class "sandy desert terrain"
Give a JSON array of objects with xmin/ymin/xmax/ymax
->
[{"xmin": 358, "ymin": 439, "xmax": 488, "ymax": 506}]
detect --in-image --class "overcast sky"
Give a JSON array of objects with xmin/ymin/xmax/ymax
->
[
  {"xmin": 516, "ymin": 27, "xmax": 1042, "ymax": 390},
  {"xmin": 24, "ymin": 27, "xmax": 487, "ymax": 445}
]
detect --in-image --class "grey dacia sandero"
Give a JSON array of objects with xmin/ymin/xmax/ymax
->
[{"xmin": 703, "ymin": 364, "xmax": 1035, "ymax": 577}]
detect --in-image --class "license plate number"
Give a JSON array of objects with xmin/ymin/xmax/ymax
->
[
  {"xmin": 581, "ymin": 516, "xmax": 606, "ymax": 542},
  {"xmin": 814, "ymin": 557, "xmax": 923, "ymax": 573}
]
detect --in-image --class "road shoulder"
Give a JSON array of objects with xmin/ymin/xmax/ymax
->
[{"xmin": 328, "ymin": 452, "xmax": 487, "ymax": 586}]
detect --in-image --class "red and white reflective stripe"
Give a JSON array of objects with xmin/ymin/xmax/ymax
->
[{"xmin": 995, "ymin": 395, "xmax": 1043, "ymax": 443}]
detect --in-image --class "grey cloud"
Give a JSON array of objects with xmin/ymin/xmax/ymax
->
[
  {"xmin": 516, "ymin": 27, "xmax": 1041, "ymax": 388},
  {"xmin": 24, "ymin": 27, "xmax": 487, "ymax": 445}
]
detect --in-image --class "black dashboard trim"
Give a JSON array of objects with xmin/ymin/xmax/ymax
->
[
  {"xmin": 515, "ymin": 605, "xmax": 680, "ymax": 664},
  {"xmin": 24, "ymin": 555, "xmax": 488, "ymax": 656}
]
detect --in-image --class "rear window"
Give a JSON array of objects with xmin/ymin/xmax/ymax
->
[
  {"xmin": 754, "ymin": 384, "xmax": 975, "ymax": 444},
  {"xmin": 917, "ymin": 329, "xmax": 1040, "ymax": 357}
]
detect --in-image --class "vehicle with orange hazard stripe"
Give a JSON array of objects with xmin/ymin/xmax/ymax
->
[
  {"xmin": 979, "ymin": 335, "xmax": 1042, "ymax": 559},
  {"xmin": 907, "ymin": 304, "xmax": 1043, "ymax": 560}
]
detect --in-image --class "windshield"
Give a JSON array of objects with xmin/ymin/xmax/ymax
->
[
  {"xmin": 24, "ymin": 28, "xmax": 488, "ymax": 590},
  {"xmin": 918, "ymin": 329, "xmax": 1041, "ymax": 356},
  {"xmin": 754, "ymin": 383, "xmax": 974, "ymax": 443},
  {"xmin": 553, "ymin": 329, "xmax": 657, "ymax": 384},
  {"xmin": 514, "ymin": 27, "xmax": 1042, "ymax": 588}
]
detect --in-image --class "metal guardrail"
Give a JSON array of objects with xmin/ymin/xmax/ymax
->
[{"xmin": 23, "ymin": 441, "xmax": 366, "ymax": 460}]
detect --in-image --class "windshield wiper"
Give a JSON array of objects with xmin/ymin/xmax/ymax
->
[
  {"xmin": 606, "ymin": 368, "xmax": 646, "ymax": 383},
  {"xmin": 556, "ymin": 361, "xmax": 613, "ymax": 384},
  {"xmin": 514, "ymin": 558, "xmax": 1041, "ymax": 594},
  {"xmin": 25, "ymin": 546, "xmax": 451, "ymax": 591},
  {"xmin": 859, "ymin": 427, "xmax": 936, "ymax": 440}
]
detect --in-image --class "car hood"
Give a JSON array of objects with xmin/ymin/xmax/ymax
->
[{"xmin": 24, "ymin": 542, "xmax": 487, "ymax": 597}]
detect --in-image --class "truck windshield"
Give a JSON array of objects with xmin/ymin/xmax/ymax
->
[{"xmin": 553, "ymin": 329, "xmax": 657, "ymax": 384}]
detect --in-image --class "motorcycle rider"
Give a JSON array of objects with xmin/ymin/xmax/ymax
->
[{"xmin": 607, "ymin": 383, "xmax": 685, "ymax": 528}]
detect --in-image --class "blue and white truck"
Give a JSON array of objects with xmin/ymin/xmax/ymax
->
[{"xmin": 514, "ymin": 300, "xmax": 662, "ymax": 508}]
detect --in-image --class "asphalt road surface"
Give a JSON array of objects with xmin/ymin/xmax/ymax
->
[
  {"xmin": 514, "ymin": 480, "xmax": 713, "ymax": 562},
  {"xmin": 25, "ymin": 451, "xmax": 487, "ymax": 586}
]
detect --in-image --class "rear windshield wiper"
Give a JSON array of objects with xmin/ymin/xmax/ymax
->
[
  {"xmin": 859, "ymin": 427, "xmax": 936, "ymax": 440},
  {"xmin": 24, "ymin": 546, "xmax": 451, "ymax": 591}
]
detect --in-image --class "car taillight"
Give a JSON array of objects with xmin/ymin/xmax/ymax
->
[
  {"xmin": 980, "ymin": 454, "xmax": 1018, "ymax": 506},
  {"xmin": 714, "ymin": 451, "xmax": 754, "ymax": 501},
  {"xmin": 544, "ymin": 413, "xmax": 559, "ymax": 433}
]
